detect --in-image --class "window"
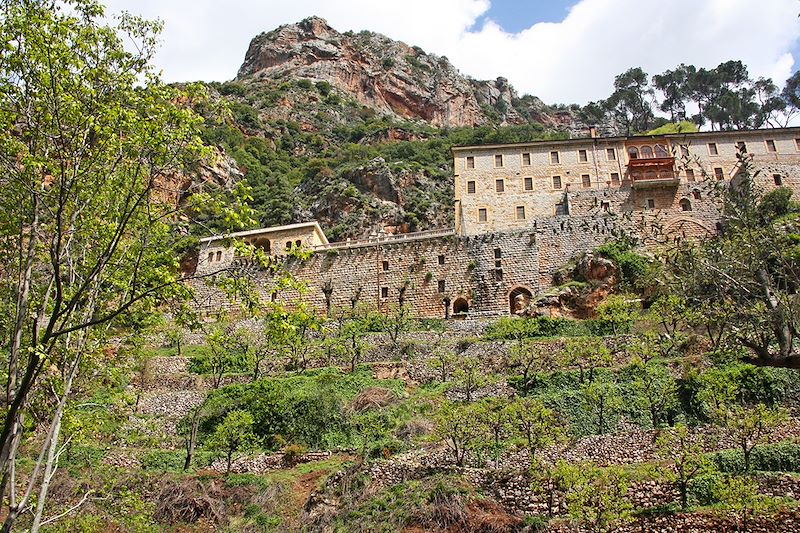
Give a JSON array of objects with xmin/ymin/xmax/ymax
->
[
  {"xmin": 774, "ymin": 174, "xmax": 783, "ymax": 186},
  {"xmin": 641, "ymin": 146, "xmax": 653, "ymax": 158},
  {"xmin": 655, "ymin": 144, "xmax": 669, "ymax": 157},
  {"xmin": 437, "ymin": 280, "xmax": 445, "ymax": 293},
  {"xmin": 680, "ymin": 198, "xmax": 692, "ymax": 212},
  {"xmin": 495, "ymin": 260, "xmax": 502, "ymax": 268},
  {"xmin": 606, "ymin": 148, "xmax": 616, "ymax": 161},
  {"xmin": 714, "ymin": 167, "xmax": 724, "ymax": 180},
  {"xmin": 494, "ymin": 248, "xmax": 502, "ymax": 259},
  {"xmin": 524, "ymin": 177, "xmax": 533, "ymax": 191},
  {"xmin": 494, "ymin": 154, "xmax": 503, "ymax": 167},
  {"xmin": 692, "ymin": 190, "xmax": 701, "ymax": 200},
  {"xmin": 578, "ymin": 149, "xmax": 588, "ymax": 162},
  {"xmin": 766, "ymin": 139, "xmax": 777, "ymax": 152},
  {"xmin": 381, "ymin": 287, "xmax": 389, "ymax": 299},
  {"xmin": 796, "ymin": 138, "xmax": 800, "ymax": 151},
  {"xmin": 208, "ymin": 252, "xmax": 214, "ymax": 263},
  {"xmin": 285, "ymin": 241, "xmax": 292, "ymax": 250},
  {"xmin": 610, "ymin": 172, "xmax": 620, "ymax": 186},
  {"xmin": 646, "ymin": 198, "xmax": 656, "ymax": 209},
  {"xmin": 550, "ymin": 151, "xmax": 560, "ymax": 164},
  {"xmin": 516, "ymin": 205, "xmax": 526, "ymax": 220},
  {"xmin": 552, "ymin": 175, "xmax": 562, "ymax": 189},
  {"xmin": 708, "ymin": 143, "xmax": 718, "ymax": 156},
  {"xmin": 295, "ymin": 239, "xmax": 302, "ymax": 247},
  {"xmin": 495, "ymin": 179, "xmax": 505, "ymax": 193},
  {"xmin": 581, "ymin": 174, "xmax": 591, "ymax": 188},
  {"xmin": 601, "ymin": 201, "xmax": 610, "ymax": 212},
  {"xmin": 686, "ymin": 169, "xmax": 695, "ymax": 182},
  {"xmin": 382, "ymin": 260, "xmax": 389, "ymax": 272},
  {"xmin": 628, "ymin": 147, "xmax": 639, "ymax": 159},
  {"xmin": 522, "ymin": 152, "xmax": 531, "ymax": 166},
  {"xmin": 216, "ymin": 251, "xmax": 222, "ymax": 261},
  {"xmin": 494, "ymin": 269, "xmax": 503, "ymax": 281},
  {"xmin": 478, "ymin": 208, "xmax": 487, "ymax": 222},
  {"xmin": 467, "ymin": 180, "xmax": 476, "ymax": 193},
  {"xmin": 438, "ymin": 255, "xmax": 445, "ymax": 265},
  {"xmin": 466, "ymin": 156, "xmax": 475, "ymax": 169},
  {"xmin": 736, "ymin": 141, "xmax": 747, "ymax": 153}
]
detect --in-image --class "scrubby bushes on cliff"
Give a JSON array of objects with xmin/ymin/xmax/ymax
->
[{"xmin": 191, "ymin": 367, "xmax": 407, "ymax": 453}]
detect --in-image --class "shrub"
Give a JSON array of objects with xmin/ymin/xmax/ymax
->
[
  {"xmin": 711, "ymin": 441, "xmax": 800, "ymax": 474},
  {"xmin": 484, "ymin": 316, "xmax": 590, "ymax": 340},
  {"xmin": 282, "ymin": 443, "xmax": 307, "ymax": 466}
]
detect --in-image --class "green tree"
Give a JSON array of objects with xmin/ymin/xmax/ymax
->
[
  {"xmin": 556, "ymin": 461, "xmax": 634, "ymax": 533},
  {"xmin": 452, "ymin": 355, "xmax": 490, "ymax": 402},
  {"xmin": 648, "ymin": 295, "xmax": 696, "ymax": 357},
  {"xmin": 206, "ymin": 410, "xmax": 260, "ymax": 475},
  {"xmin": 433, "ymin": 401, "xmax": 481, "ymax": 467},
  {"xmin": 656, "ymin": 424, "xmax": 714, "ymax": 510},
  {"xmin": 594, "ymin": 294, "xmax": 638, "ymax": 336},
  {"xmin": 561, "ymin": 337, "xmax": 612, "ymax": 383},
  {"xmin": 698, "ymin": 369, "xmax": 789, "ymax": 471},
  {"xmin": 714, "ymin": 475, "xmax": 778, "ymax": 532},
  {"xmin": 603, "ymin": 67, "xmax": 656, "ymax": 134},
  {"xmin": 507, "ymin": 339, "xmax": 556, "ymax": 391},
  {"xmin": 507, "ymin": 397, "xmax": 565, "ymax": 466},
  {"xmin": 472, "ymin": 397, "xmax": 513, "ymax": 467},
  {"xmin": 630, "ymin": 360, "xmax": 677, "ymax": 428},
  {"xmin": 581, "ymin": 379, "xmax": 623, "ymax": 434},
  {"xmin": 667, "ymin": 163, "xmax": 800, "ymax": 368},
  {"xmin": 0, "ymin": 1, "xmax": 245, "ymax": 529}
]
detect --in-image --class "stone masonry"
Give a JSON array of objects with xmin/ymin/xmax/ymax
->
[{"xmin": 193, "ymin": 127, "xmax": 800, "ymax": 318}]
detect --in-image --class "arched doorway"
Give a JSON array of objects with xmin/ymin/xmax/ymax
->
[
  {"xmin": 509, "ymin": 287, "xmax": 533, "ymax": 315},
  {"xmin": 453, "ymin": 297, "xmax": 469, "ymax": 316}
]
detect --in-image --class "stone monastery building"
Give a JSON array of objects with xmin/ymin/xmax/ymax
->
[{"xmin": 195, "ymin": 127, "xmax": 800, "ymax": 318}]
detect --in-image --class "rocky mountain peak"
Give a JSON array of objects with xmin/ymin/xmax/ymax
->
[{"xmin": 235, "ymin": 17, "xmax": 572, "ymax": 128}]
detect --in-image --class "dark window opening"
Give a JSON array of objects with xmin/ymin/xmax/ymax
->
[
  {"xmin": 381, "ymin": 287, "xmax": 389, "ymax": 299},
  {"xmin": 680, "ymin": 198, "xmax": 692, "ymax": 212},
  {"xmin": 438, "ymin": 255, "xmax": 445, "ymax": 265},
  {"xmin": 437, "ymin": 280, "xmax": 445, "ymax": 293},
  {"xmin": 453, "ymin": 298, "xmax": 469, "ymax": 315},
  {"xmin": 216, "ymin": 251, "xmax": 222, "ymax": 261},
  {"xmin": 466, "ymin": 156, "xmax": 475, "ymax": 168},
  {"xmin": 774, "ymin": 174, "xmax": 783, "ymax": 185},
  {"xmin": 495, "ymin": 179, "xmax": 505, "ymax": 192},
  {"xmin": 581, "ymin": 174, "xmax": 591, "ymax": 188},
  {"xmin": 467, "ymin": 180, "xmax": 476, "ymax": 193},
  {"xmin": 524, "ymin": 177, "xmax": 533, "ymax": 190},
  {"xmin": 494, "ymin": 248, "xmax": 502, "ymax": 259},
  {"xmin": 382, "ymin": 260, "xmax": 389, "ymax": 271},
  {"xmin": 522, "ymin": 152, "xmax": 531, "ymax": 166}
]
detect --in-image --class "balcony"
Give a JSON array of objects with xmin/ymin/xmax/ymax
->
[{"xmin": 629, "ymin": 167, "xmax": 680, "ymax": 189}]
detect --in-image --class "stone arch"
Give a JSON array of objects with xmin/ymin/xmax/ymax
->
[
  {"xmin": 453, "ymin": 297, "xmax": 469, "ymax": 315},
  {"xmin": 509, "ymin": 286, "xmax": 533, "ymax": 316},
  {"xmin": 663, "ymin": 216, "xmax": 714, "ymax": 241}
]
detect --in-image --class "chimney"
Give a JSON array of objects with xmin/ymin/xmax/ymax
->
[{"xmin": 589, "ymin": 126, "xmax": 597, "ymax": 138}]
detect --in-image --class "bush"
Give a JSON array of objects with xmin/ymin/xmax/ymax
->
[
  {"xmin": 595, "ymin": 240, "xmax": 653, "ymax": 290},
  {"xmin": 687, "ymin": 470, "xmax": 723, "ymax": 506},
  {"xmin": 140, "ymin": 450, "xmax": 185, "ymax": 472},
  {"xmin": 484, "ymin": 316, "xmax": 591, "ymax": 340},
  {"xmin": 711, "ymin": 441, "xmax": 800, "ymax": 474}
]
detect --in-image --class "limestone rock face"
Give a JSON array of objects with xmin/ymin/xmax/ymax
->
[{"xmin": 236, "ymin": 17, "xmax": 557, "ymax": 128}]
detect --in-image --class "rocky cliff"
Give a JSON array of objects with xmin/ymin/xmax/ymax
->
[
  {"xmin": 189, "ymin": 17, "xmax": 594, "ymax": 240},
  {"xmin": 235, "ymin": 17, "xmax": 574, "ymax": 130}
]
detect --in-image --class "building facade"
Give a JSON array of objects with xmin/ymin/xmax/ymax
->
[{"xmin": 194, "ymin": 127, "xmax": 800, "ymax": 319}]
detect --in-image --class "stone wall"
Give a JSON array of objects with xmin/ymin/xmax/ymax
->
[{"xmin": 191, "ymin": 128, "xmax": 800, "ymax": 318}]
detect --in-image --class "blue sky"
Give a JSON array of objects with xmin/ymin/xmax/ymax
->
[
  {"xmin": 105, "ymin": 0, "xmax": 800, "ymax": 105},
  {"xmin": 479, "ymin": 0, "xmax": 577, "ymax": 32}
]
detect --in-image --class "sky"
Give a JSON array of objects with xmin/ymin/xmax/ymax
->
[{"xmin": 103, "ymin": 0, "xmax": 800, "ymax": 106}]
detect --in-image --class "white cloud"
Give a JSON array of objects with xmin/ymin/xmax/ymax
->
[{"xmin": 103, "ymin": 0, "xmax": 799, "ymax": 105}]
